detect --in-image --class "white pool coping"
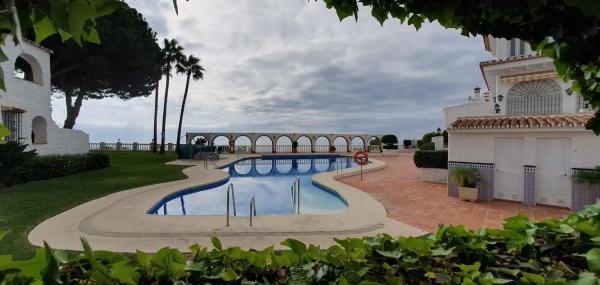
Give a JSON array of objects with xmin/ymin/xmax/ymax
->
[{"xmin": 28, "ymin": 154, "xmax": 426, "ymax": 252}]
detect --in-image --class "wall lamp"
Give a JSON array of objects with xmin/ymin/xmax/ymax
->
[
  {"xmin": 497, "ymin": 94, "xmax": 504, "ymax": 102},
  {"xmin": 494, "ymin": 103, "xmax": 501, "ymax": 113}
]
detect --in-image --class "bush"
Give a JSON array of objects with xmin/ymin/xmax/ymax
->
[
  {"xmin": 2, "ymin": 205, "xmax": 600, "ymax": 284},
  {"xmin": 381, "ymin": 134, "xmax": 398, "ymax": 146},
  {"xmin": 449, "ymin": 167, "xmax": 482, "ymax": 187},
  {"xmin": 419, "ymin": 142, "xmax": 435, "ymax": 150},
  {"xmin": 402, "ymin": 139, "xmax": 412, "ymax": 148},
  {"xmin": 15, "ymin": 153, "xmax": 111, "ymax": 184},
  {"xmin": 0, "ymin": 143, "xmax": 37, "ymax": 187},
  {"xmin": 413, "ymin": 150, "xmax": 448, "ymax": 169}
]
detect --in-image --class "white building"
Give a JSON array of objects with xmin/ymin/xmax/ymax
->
[
  {"xmin": 0, "ymin": 37, "xmax": 88, "ymax": 155},
  {"xmin": 444, "ymin": 36, "xmax": 599, "ymax": 211}
]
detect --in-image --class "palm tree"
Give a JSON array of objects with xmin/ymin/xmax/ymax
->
[
  {"xmin": 159, "ymin": 38, "xmax": 184, "ymax": 154},
  {"xmin": 175, "ymin": 55, "xmax": 205, "ymax": 152},
  {"xmin": 152, "ymin": 82, "xmax": 160, "ymax": 153}
]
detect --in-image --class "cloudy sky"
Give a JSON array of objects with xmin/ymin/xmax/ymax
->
[{"xmin": 51, "ymin": 0, "xmax": 493, "ymax": 143}]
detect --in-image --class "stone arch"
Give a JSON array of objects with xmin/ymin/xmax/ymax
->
[
  {"xmin": 190, "ymin": 135, "xmax": 208, "ymax": 146},
  {"xmin": 255, "ymin": 135, "xmax": 273, "ymax": 153},
  {"xmin": 351, "ymin": 137, "xmax": 365, "ymax": 151},
  {"xmin": 275, "ymin": 135, "xmax": 293, "ymax": 153},
  {"xmin": 296, "ymin": 136, "xmax": 312, "ymax": 153},
  {"xmin": 314, "ymin": 136, "xmax": 330, "ymax": 153},
  {"xmin": 234, "ymin": 135, "xmax": 252, "ymax": 153},
  {"xmin": 212, "ymin": 135, "xmax": 230, "ymax": 153},
  {"xmin": 31, "ymin": 116, "xmax": 47, "ymax": 144},
  {"xmin": 506, "ymin": 79, "xmax": 562, "ymax": 116},
  {"xmin": 367, "ymin": 136, "xmax": 381, "ymax": 152},
  {"xmin": 14, "ymin": 54, "xmax": 43, "ymax": 84},
  {"xmin": 333, "ymin": 136, "xmax": 348, "ymax": 153}
]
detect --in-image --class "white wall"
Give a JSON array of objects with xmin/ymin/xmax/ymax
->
[
  {"xmin": 443, "ymin": 102, "xmax": 495, "ymax": 128},
  {"xmin": 0, "ymin": 37, "xmax": 89, "ymax": 155},
  {"xmin": 449, "ymin": 129, "xmax": 600, "ymax": 168}
]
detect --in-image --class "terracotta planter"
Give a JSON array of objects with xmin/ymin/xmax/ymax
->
[{"xmin": 458, "ymin": 186, "xmax": 478, "ymax": 202}]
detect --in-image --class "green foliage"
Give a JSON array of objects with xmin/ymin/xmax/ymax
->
[
  {"xmin": 41, "ymin": 2, "xmax": 163, "ymax": 129},
  {"xmin": 419, "ymin": 141, "xmax": 435, "ymax": 150},
  {"xmin": 449, "ymin": 167, "xmax": 482, "ymax": 188},
  {"xmin": 402, "ymin": 139, "xmax": 412, "ymax": 148},
  {"xmin": 0, "ymin": 0, "xmax": 122, "ymax": 91},
  {"xmin": 291, "ymin": 140, "xmax": 299, "ymax": 149},
  {"xmin": 10, "ymin": 153, "xmax": 111, "ymax": 186},
  {"xmin": 574, "ymin": 167, "xmax": 600, "ymax": 187},
  {"xmin": 0, "ymin": 124, "xmax": 10, "ymax": 144},
  {"xmin": 0, "ymin": 143, "xmax": 37, "ymax": 187},
  {"xmin": 318, "ymin": 0, "xmax": 600, "ymax": 134},
  {"xmin": 419, "ymin": 131, "xmax": 437, "ymax": 147},
  {"xmin": 414, "ymin": 150, "xmax": 448, "ymax": 169},
  {"xmin": 3, "ymin": 205, "xmax": 600, "ymax": 283},
  {"xmin": 381, "ymin": 134, "xmax": 398, "ymax": 146}
]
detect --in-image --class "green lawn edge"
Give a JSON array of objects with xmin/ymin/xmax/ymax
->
[{"xmin": 0, "ymin": 152, "xmax": 188, "ymax": 260}]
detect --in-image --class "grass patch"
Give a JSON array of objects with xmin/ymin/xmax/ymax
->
[{"xmin": 0, "ymin": 152, "xmax": 188, "ymax": 259}]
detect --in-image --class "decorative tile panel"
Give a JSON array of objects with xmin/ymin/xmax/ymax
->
[
  {"xmin": 572, "ymin": 168, "xmax": 600, "ymax": 211},
  {"xmin": 448, "ymin": 161, "xmax": 495, "ymax": 201},
  {"xmin": 523, "ymin": 166, "xmax": 536, "ymax": 206}
]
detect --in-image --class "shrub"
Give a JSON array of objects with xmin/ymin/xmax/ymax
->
[
  {"xmin": 402, "ymin": 139, "xmax": 412, "ymax": 148},
  {"xmin": 0, "ymin": 142, "xmax": 37, "ymax": 187},
  {"xmin": 381, "ymin": 134, "xmax": 398, "ymax": 146},
  {"xmin": 2, "ymin": 206, "xmax": 600, "ymax": 284},
  {"xmin": 419, "ymin": 142, "xmax": 435, "ymax": 150},
  {"xmin": 449, "ymin": 167, "xmax": 482, "ymax": 188},
  {"xmin": 15, "ymin": 153, "xmax": 111, "ymax": 184},
  {"xmin": 413, "ymin": 150, "xmax": 448, "ymax": 169}
]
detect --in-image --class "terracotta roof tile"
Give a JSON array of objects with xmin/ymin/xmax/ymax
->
[{"xmin": 450, "ymin": 114, "xmax": 594, "ymax": 130}]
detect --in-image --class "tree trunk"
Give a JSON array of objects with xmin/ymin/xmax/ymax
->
[
  {"xmin": 176, "ymin": 72, "xmax": 191, "ymax": 152},
  {"xmin": 152, "ymin": 82, "xmax": 159, "ymax": 153},
  {"xmin": 63, "ymin": 91, "xmax": 85, "ymax": 129},
  {"xmin": 159, "ymin": 69, "xmax": 170, "ymax": 154}
]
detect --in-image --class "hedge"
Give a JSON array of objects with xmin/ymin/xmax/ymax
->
[
  {"xmin": 419, "ymin": 142, "xmax": 435, "ymax": 150},
  {"xmin": 1, "ymin": 205, "xmax": 599, "ymax": 284},
  {"xmin": 15, "ymin": 153, "xmax": 111, "ymax": 184},
  {"xmin": 414, "ymin": 150, "xmax": 448, "ymax": 169}
]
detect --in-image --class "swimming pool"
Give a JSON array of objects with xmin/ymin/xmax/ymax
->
[{"xmin": 149, "ymin": 156, "xmax": 358, "ymax": 216}]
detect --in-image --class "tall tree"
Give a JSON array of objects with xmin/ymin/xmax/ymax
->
[
  {"xmin": 152, "ymin": 82, "xmax": 160, "ymax": 153},
  {"xmin": 40, "ymin": 3, "xmax": 162, "ymax": 129},
  {"xmin": 159, "ymin": 39, "xmax": 184, "ymax": 154},
  {"xmin": 175, "ymin": 55, "xmax": 205, "ymax": 152}
]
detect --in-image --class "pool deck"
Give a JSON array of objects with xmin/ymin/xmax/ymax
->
[
  {"xmin": 28, "ymin": 154, "xmax": 426, "ymax": 253},
  {"xmin": 339, "ymin": 152, "xmax": 571, "ymax": 233}
]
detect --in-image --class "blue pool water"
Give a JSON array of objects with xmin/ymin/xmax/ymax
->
[{"xmin": 149, "ymin": 156, "xmax": 358, "ymax": 216}]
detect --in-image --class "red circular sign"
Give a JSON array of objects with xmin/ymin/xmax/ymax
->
[{"xmin": 353, "ymin": 151, "xmax": 369, "ymax": 165}]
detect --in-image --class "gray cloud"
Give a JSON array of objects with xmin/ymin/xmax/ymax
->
[{"xmin": 51, "ymin": 0, "xmax": 493, "ymax": 142}]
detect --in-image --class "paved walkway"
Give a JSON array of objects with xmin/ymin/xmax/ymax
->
[{"xmin": 339, "ymin": 153, "xmax": 570, "ymax": 233}]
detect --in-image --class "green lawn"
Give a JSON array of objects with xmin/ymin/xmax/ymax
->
[{"xmin": 0, "ymin": 152, "xmax": 188, "ymax": 260}]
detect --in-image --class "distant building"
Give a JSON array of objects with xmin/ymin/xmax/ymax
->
[
  {"xmin": 444, "ymin": 36, "xmax": 598, "ymax": 211},
  {"xmin": 0, "ymin": 37, "xmax": 88, "ymax": 155}
]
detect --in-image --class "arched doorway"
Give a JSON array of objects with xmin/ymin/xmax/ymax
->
[
  {"xmin": 275, "ymin": 136, "xmax": 293, "ymax": 153},
  {"xmin": 234, "ymin": 135, "xmax": 252, "ymax": 153},
  {"xmin": 296, "ymin": 136, "xmax": 311, "ymax": 153},
  {"xmin": 315, "ymin": 136, "xmax": 330, "ymax": 153},
  {"xmin": 212, "ymin": 136, "xmax": 230, "ymax": 153},
  {"xmin": 255, "ymin": 136, "xmax": 273, "ymax": 153},
  {"xmin": 333, "ymin": 137, "xmax": 348, "ymax": 153},
  {"xmin": 31, "ymin": 116, "xmax": 47, "ymax": 144},
  {"xmin": 350, "ymin": 137, "xmax": 365, "ymax": 152}
]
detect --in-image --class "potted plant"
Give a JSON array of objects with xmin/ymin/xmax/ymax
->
[
  {"xmin": 573, "ymin": 167, "xmax": 600, "ymax": 204},
  {"xmin": 292, "ymin": 140, "xmax": 298, "ymax": 153},
  {"xmin": 381, "ymin": 134, "xmax": 399, "ymax": 156},
  {"xmin": 329, "ymin": 145, "xmax": 336, "ymax": 153},
  {"xmin": 449, "ymin": 167, "xmax": 482, "ymax": 202}
]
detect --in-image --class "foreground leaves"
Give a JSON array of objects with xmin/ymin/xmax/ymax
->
[{"xmin": 1, "ymin": 204, "xmax": 600, "ymax": 284}]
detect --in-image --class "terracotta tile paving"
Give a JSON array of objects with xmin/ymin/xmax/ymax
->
[{"xmin": 339, "ymin": 153, "xmax": 571, "ymax": 233}]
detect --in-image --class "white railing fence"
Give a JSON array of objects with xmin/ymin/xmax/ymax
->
[
  {"xmin": 90, "ymin": 142, "xmax": 175, "ymax": 152},
  {"xmin": 90, "ymin": 142, "xmax": 383, "ymax": 153}
]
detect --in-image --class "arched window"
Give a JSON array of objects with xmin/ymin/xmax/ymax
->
[
  {"xmin": 14, "ymin": 55, "xmax": 42, "ymax": 84},
  {"xmin": 31, "ymin": 116, "xmax": 48, "ymax": 144},
  {"xmin": 506, "ymin": 80, "xmax": 563, "ymax": 116}
]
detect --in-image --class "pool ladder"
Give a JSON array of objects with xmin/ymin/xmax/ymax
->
[
  {"xmin": 290, "ymin": 176, "xmax": 301, "ymax": 214},
  {"xmin": 225, "ymin": 183, "xmax": 236, "ymax": 227}
]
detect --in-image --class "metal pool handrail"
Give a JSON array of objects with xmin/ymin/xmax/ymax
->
[
  {"xmin": 226, "ymin": 183, "xmax": 236, "ymax": 226},
  {"xmin": 249, "ymin": 196, "xmax": 257, "ymax": 226},
  {"xmin": 290, "ymin": 176, "xmax": 301, "ymax": 214}
]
